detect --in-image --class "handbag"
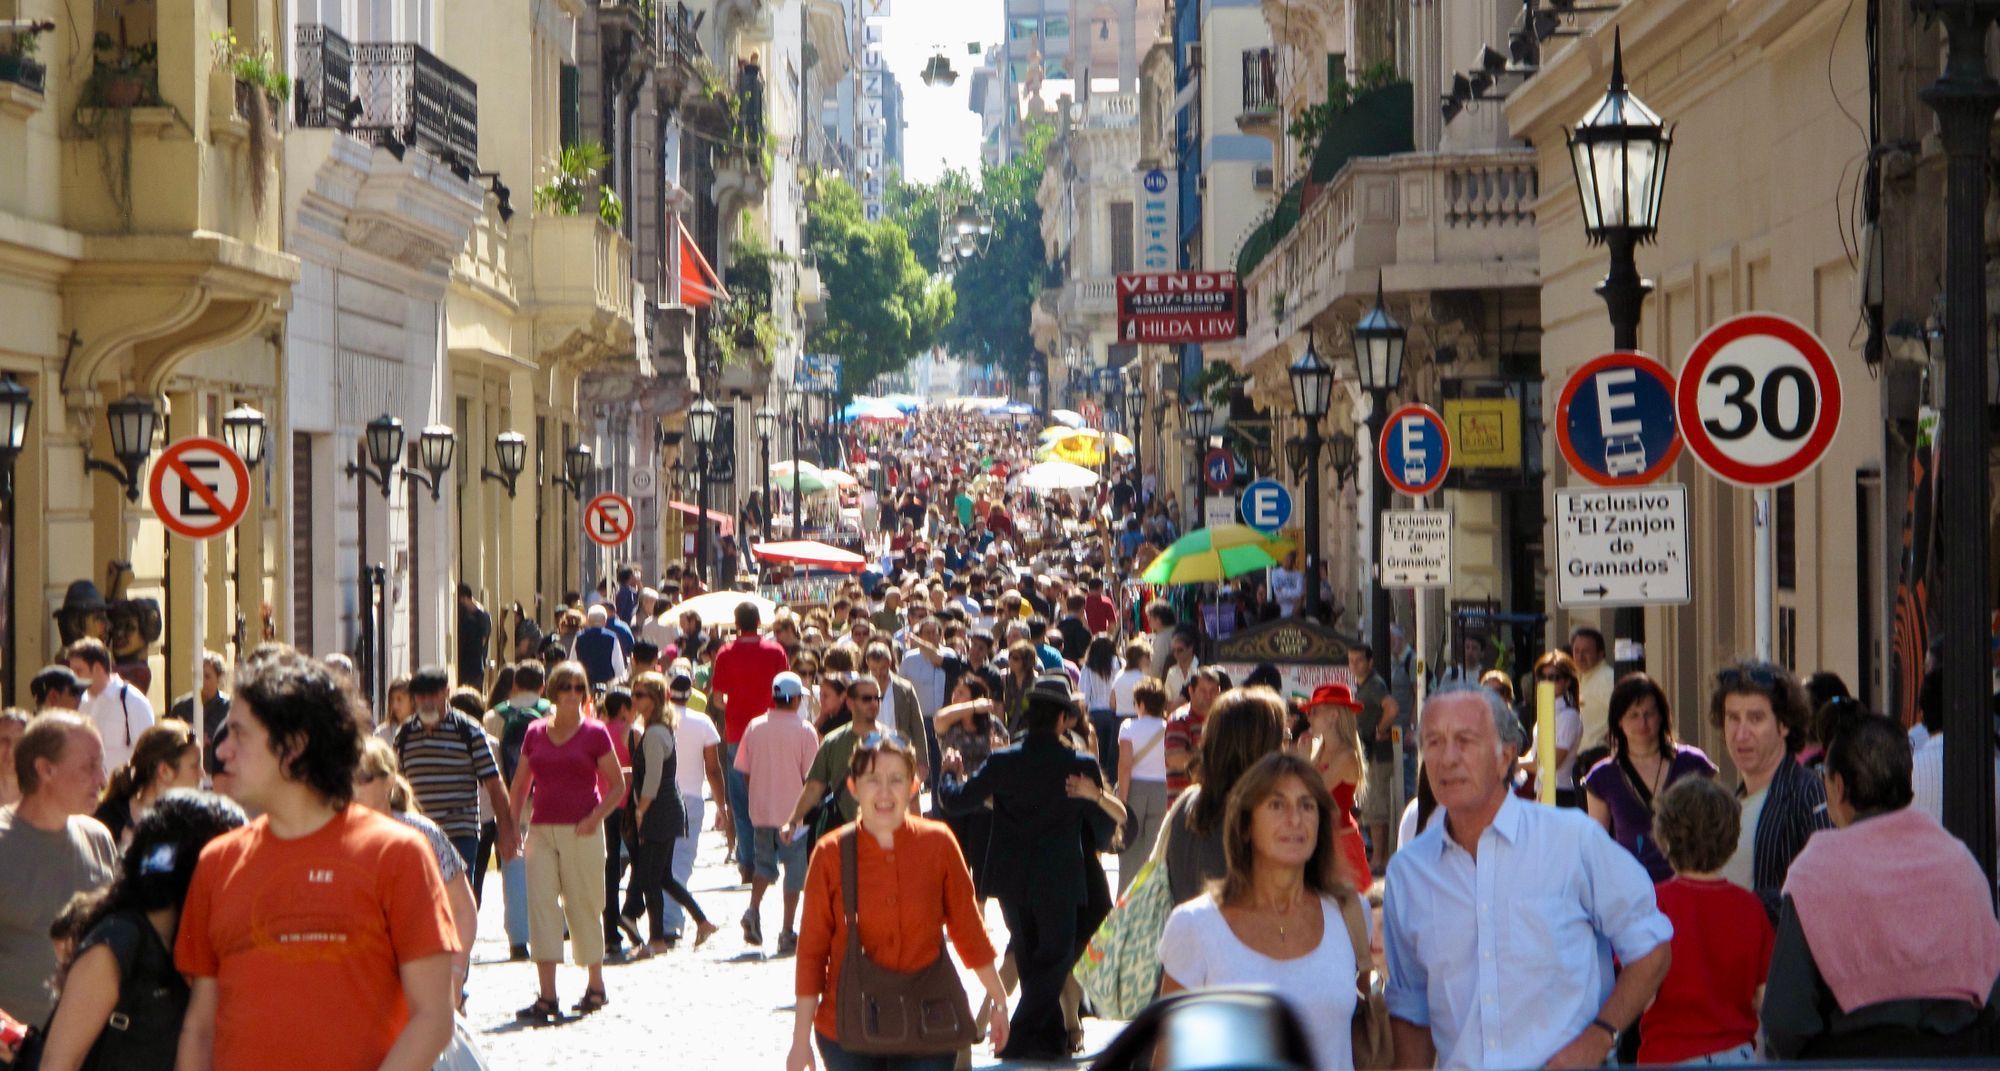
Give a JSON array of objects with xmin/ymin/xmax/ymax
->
[
  {"xmin": 1334, "ymin": 887, "xmax": 1393, "ymax": 1071},
  {"xmin": 433, "ymin": 1015, "xmax": 492, "ymax": 1071},
  {"xmin": 833, "ymin": 828, "xmax": 977, "ymax": 1055},
  {"xmin": 1071, "ymin": 854, "xmax": 1174, "ymax": 1020}
]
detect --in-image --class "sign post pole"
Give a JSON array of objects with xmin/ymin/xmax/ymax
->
[
  {"xmin": 1754, "ymin": 488, "xmax": 1773, "ymax": 661},
  {"xmin": 191, "ymin": 538, "xmax": 205, "ymax": 740}
]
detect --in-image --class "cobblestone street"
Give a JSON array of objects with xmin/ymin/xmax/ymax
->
[{"xmin": 461, "ymin": 824, "xmax": 1128, "ymax": 1070}]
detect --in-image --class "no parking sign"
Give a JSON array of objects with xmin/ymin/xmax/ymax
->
[
  {"xmin": 148, "ymin": 437, "xmax": 250, "ymax": 540},
  {"xmin": 583, "ymin": 492, "xmax": 636, "ymax": 547}
]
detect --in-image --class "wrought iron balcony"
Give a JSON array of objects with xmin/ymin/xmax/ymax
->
[
  {"xmin": 656, "ymin": 2, "xmax": 704, "ymax": 62},
  {"xmin": 294, "ymin": 26, "xmax": 478, "ymax": 175}
]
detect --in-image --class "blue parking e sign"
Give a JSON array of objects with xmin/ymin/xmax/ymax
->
[
  {"xmin": 1556, "ymin": 352, "xmax": 1683, "ymax": 487},
  {"xmin": 1240, "ymin": 479, "xmax": 1294, "ymax": 532},
  {"xmin": 1379, "ymin": 404, "xmax": 1451, "ymax": 497}
]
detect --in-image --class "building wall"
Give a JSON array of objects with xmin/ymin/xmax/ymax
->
[{"xmin": 1507, "ymin": 0, "xmax": 1875, "ymax": 759}]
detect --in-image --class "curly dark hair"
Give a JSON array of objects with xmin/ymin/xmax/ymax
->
[
  {"xmin": 74, "ymin": 789, "xmax": 246, "ymax": 937},
  {"xmin": 1653, "ymin": 776, "xmax": 1739, "ymax": 875},
  {"xmin": 233, "ymin": 643, "xmax": 363, "ymax": 806},
  {"xmin": 1706, "ymin": 659, "xmax": 1812, "ymax": 753}
]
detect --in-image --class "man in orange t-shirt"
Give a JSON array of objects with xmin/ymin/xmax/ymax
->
[{"xmin": 175, "ymin": 647, "xmax": 458, "ymax": 1071}]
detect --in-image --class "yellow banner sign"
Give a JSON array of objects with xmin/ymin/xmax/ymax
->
[{"xmin": 1442, "ymin": 397, "xmax": 1521, "ymax": 469}]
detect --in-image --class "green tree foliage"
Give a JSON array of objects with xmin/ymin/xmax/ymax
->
[{"xmin": 803, "ymin": 178, "xmax": 954, "ymax": 394}]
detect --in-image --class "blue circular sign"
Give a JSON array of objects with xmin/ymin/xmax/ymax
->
[
  {"xmin": 1143, "ymin": 169, "xmax": 1169, "ymax": 194},
  {"xmin": 1379, "ymin": 404, "xmax": 1451, "ymax": 497},
  {"xmin": 1203, "ymin": 448, "xmax": 1235, "ymax": 492},
  {"xmin": 1239, "ymin": 479, "xmax": 1294, "ymax": 532},
  {"xmin": 1556, "ymin": 352, "xmax": 1683, "ymax": 486}
]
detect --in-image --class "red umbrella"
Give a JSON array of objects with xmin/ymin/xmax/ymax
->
[{"xmin": 752, "ymin": 539, "xmax": 868, "ymax": 573}]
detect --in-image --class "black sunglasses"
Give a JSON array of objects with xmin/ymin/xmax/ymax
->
[
  {"xmin": 1717, "ymin": 666, "xmax": 1782, "ymax": 692},
  {"xmin": 850, "ymin": 691, "xmax": 882, "ymax": 703}
]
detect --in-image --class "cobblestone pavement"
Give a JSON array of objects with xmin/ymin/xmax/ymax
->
[{"xmin": 462, "ymin": 824, "xmax": 1129, "ymax": 1070}]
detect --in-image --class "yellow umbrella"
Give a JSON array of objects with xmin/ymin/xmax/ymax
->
[{"xmin": 1141, "ymin": 524, "xmax": 1297, "ymax": 585}]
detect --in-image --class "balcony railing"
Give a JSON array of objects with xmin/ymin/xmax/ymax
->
[
  {"xmin": 657, "ymin": 1, "xmax": 704, "ymax": 61},
  {"xmin": 1242, "ymin": 49, "xmax": 1278, "ymax": 114},
  {"xmin": 295, "ymin": 27, "xmax": 478, "ymax": 174}
]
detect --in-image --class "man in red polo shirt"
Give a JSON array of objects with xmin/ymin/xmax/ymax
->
[
  {"xmin": 1083, "ymin": 576, "xmax": 1117, "ymax": 636},
  {"xmin": 709, "ymin": 600, "xmax": 791, "ymax": 884}
]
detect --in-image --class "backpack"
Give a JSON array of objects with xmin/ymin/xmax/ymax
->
[{"xmin": 494, "ymin": 701, "xmax": 549, "ymax": 784}]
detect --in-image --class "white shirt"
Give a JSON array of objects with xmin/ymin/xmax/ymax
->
[
  {"xmin": 1911, "ymin": 733, "xmax": 2000, "ymax": 859},
  {"xmin": 1117, "ymin": 715, "xmax": 1168, "ymax": 782},
  {"xmin": 672, "ymin": 706, "xmax": 721, "ymax": 797},
  {"xmin": 1577, "ymin": 661, "xmax": 1616, "ymax": 752},
  {"xmin": 1164, "ymin": 658, "xmax": 1199, "ymax": 702},
  {"xmin": 1158, "ymin": 893, "xmax": 1356, "ymax": 1071},
  {"xmin": 1384, "ymin": 794, "xmax": 1673, "ymax": 1070},
  {"xmin": 1908, "ymin": 722, "xmax": 1932, "ymax": 751},
  {"xmin": 1111, "ymin": 668, "xmax": 1146, "ymax": 717},
  {"xmin": 1720, "ymin": 785, "xmax": 1767, "ymax": 891},
  {"xmin": 1080, "ymin": 669, "xmax": 1117, "ymax": 713},
  {"xmin": 1268, "ymin": 566, "xmax": 1305, "ymax": 617},
  {"xmin": 82, "ymin": 674, "xmax": 154, "ymax": 772},
  {"xmin": 639, "ymin": 615, "xmax": 677, "ymax": 653}
]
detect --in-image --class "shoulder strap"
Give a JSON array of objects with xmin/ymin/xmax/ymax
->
[
  {"xmin": 1334, "ymin": 888, "xmax": 1371, "ymax": 983},
  {"xmin": 1130, "ymin": 724, "xmax": 1166, "ymax": 767},
  {"xmin": 839, "ymin": 827, "xmax": 860, "ymax": 925}
]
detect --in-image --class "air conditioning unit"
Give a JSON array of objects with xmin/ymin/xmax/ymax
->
[
  {"xmin": 1197, "ymin": 174, "xmax": 1208, "ymax": 193},
  {"xmin": 1187, "ymin": 43, "xmax": 1203, "ymax": 72},
  {"xmin": 1252, "ymin": 165, "xmax": 1274, "ymax": 190}
]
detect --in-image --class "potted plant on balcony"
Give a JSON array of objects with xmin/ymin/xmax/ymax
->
[
  {"xmin": 87, "ymin": 30, "xmax": 157, "ymax": 108},
  {"xmin": 533, "ymin": 141, "xmax": 625, "ymax": 227},
  {"xmin": 0, "ymin": 21, "xmax": 52, "ymax": 94},
  {"xmin": 708, "ymin": 292, "xmax": 781, "ymax": 366},
  {"xmin": 211, "ymin": 31, "xmax": 290, "ymax": 209}
]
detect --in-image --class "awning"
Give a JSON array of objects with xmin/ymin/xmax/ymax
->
[
  {"xmin": 752, "ymin": 539, "xmax": 868, "ymax": 573},
  {"xmin": 665, "ymin": 500, "xmax": 734, "ymax": 534}
]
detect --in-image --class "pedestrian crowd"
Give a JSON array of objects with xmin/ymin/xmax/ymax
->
[{"xmin": 0, "ymin": 405, "xmax": 1997, "ymax": 1071}]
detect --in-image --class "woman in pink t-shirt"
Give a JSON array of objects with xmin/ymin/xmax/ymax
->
[{"xmin": 509, "ymin": 661, "xmax": 626, "ymax": 1023}]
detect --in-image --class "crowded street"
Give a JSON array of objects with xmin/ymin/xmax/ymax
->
[{"xmin": 4, "ymin": 0, "xmax": 2000, "ymax": 1065}]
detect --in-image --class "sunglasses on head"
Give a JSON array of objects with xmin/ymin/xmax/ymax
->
[
  {"xmin": 861, "ymin": 729, "xmax": 907, "ymax": 748},
  {"xmin": 1717, "ymin": 666, "xmax": 1781, "ymax": 692}
]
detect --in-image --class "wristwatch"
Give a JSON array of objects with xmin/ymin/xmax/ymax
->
[{"xmin": 1589, "ymin": 1018, "xmax": 1621, "ymax": 1046}]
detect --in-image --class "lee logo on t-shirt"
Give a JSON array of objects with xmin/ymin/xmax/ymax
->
[{"xmin": 307, "ymin": 869, "xmax": 334, "ymax": 884}]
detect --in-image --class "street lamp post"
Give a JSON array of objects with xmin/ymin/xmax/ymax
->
[
  {"xmin": 1567, "ymin": 30, "xmax": 1673, "ymax": 677},
  {"xmin": 1353, "ymin": 279, "xmax": 1406, "ymax": 674},
  {"xmin": 1185, "ymin": 399, "xmax": 1213, "ymax": 533},
  {"xmin": 755, "ymin": 403, "xmax": 777, "ymax": 547},
  {"xmin": 1916, "ymin": 0, "xmax": 2000, "ymax": 889},
  {"xmin": 688, "ymin": 398, "xmax": 718, "ymax": 584},
  {"xmin": 1289, "ymin": 338, "xmax": 1334, "ymax": 622},
  {"xmin": 790, "ymin": 407, "xmax": 804, "ymax": 539}
]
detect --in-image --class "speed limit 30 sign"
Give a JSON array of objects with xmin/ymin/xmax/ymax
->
[{"xmin": 1676, "ymin": 313, "xmax": 1843, "ymax": 487}]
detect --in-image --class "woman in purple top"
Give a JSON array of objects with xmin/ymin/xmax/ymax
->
[
  {"xmin": 508, "ymin": 660, "xmax": 626, "ymax": 1023},
  {"xmin": 1583, "ymin": 673, "xmax": 1717, "ymax": 882}
]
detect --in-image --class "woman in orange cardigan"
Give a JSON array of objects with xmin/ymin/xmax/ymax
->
[{"xmin": 787, "ymin": 731, "xmax": 1011, "ymax": 1071}]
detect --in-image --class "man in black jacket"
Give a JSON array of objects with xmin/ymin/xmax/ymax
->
[{"xmin": 939, "ymin": 674, "xmax": 1114, "ymax": 1061}]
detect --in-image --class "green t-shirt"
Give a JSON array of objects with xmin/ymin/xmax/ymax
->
[
  {"xmin": 806, "ymin": 725, "xmax": 862, "ymax": 822},
  {"xmin": 955, "ymin": 492, "xmax": 974, "ymax": 527}
]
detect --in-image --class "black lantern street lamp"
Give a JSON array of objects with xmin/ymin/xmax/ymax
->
[
  {"xmin": 83, "ymin": 393, "xmax": 159, "ymax": 502},
  {"xmin": 1568, "ymin": 31, "xmax": 1673, "ymax": 678},
  {"xmin": 688, "ymin": 398, "xmax": 718, "ymax": 584},
  {"xmin": 755, "ymin": 403, "xmax": 777, "ymax": 545},
  {"xmin": 1328, "ymin": 431, "xmax": 1357, "ymax": 488},
  {"xmin": 1289, "ymin": 339, "xmax": 1334, "ymax": 621},
  {"xmin": 1566, "ymin": 31, "xmax": 1672, "ymax": 353},
  {"xmin": 0, "ymin": 378, "xmax": 29, "ymax": 502},
  {"xmin": 550, "ymin": 442, "xmax": 595, "ymax": 500},
  {"xmin": 343, "ymin": 414, "xmax": 404, "ymax": 498},
  {"xmin": 1184, "ymin": 399, "xmax": 1213, "ymax": 531},
  {"xmin": 221, "ymin": 405, "xmax": 268, "ymax": 469},
  {"xmin": 1916, "ymin": 0, "xmax": 2000, "ymax": 888},
  {"xmin": 1352, "ymin": 281, "xmax": 1406, "ymax": 674},
  {"xmin": 481, "ymin": 432, "xmax": 528, "ymax": 498},
  {"xmin": 668, "ymin": 456, "xmax": 686, "ymax": 500},
  {"xmin": 397, "ymin": 425, "xmax": 457, "ymax": 502}
]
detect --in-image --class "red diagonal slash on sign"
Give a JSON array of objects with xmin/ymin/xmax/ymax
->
[
  {"xmin": 584, "ymin": 492, "xmax": 635, "ymax": 547},
  {"xmin": 166, "ymin": 454, "xmax": 231, "ymax": 518}
]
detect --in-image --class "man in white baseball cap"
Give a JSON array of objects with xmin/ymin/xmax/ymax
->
[{"xmin": 731, "ymin": 671, "xmax": 819, "ymax": 951}]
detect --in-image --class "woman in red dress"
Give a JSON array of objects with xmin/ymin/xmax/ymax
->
[{"xmin": 1296, "ymin": 682, "xmax": 1374, "ymax": 892}]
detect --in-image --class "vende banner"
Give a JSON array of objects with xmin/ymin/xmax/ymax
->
[{"xmin": 1116, "ymin": 272, "xmax": 1242, "ymax": 343}]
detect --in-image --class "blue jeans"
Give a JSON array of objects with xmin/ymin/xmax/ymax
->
[
  {"xmin": 1679, "ymin": 1043, "xmax": 1756, "ymax": 1065},
  {"xmin": 499, "ymin": 855, "xmax": 530, "ymax": 946},
  {"xmin": 814, "ymin": 1033, "xmax": 956, "ymax": 1071},
  {"xmin": 724, "ymin": 743, "xmax": 753, "ymax": 875},
  {"xmin": 664, "ymin": 792, "xmax": 703, "ymax": 935},
  {"xmin": 449, "ymin": 834, "xmax": 479, "ymax": 876}
]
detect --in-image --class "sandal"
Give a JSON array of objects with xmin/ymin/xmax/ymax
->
[
  {"xmin": 516, "ymin": 996, "xmax": 560, "ymax": 1024},
  {"xmin": 572, "ymin": 988, "xmax": 609, "ymax": 1015},
  {"xmin": 694, "ymin": 920, "xmax": 721, "ymax": 948}
]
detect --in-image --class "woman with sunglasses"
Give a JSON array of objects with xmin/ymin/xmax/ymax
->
[
  {"xmin": 790, "ymin": 731, "xmax": 1010, "ymax": 1071},
  {"xmin": 508, "ymin": 661, "xmax": 627, "ymax": 1022},
  {"xmin": 1582, "ymin": 674, "xmax": 1717, "ymax": 882},
  {"xmin": 1522, "ymin": 650, "xmax": 1585, "ymax": 807},
  {"xmin": 621, "ymin": 672, "xmax": 720, "ymax": 956}
]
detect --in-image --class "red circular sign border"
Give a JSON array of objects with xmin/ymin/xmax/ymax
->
[
  {"xmin": 1555, "ymin": 351, "xmax": 1685, "ymax": 487},
  {"xmin": 583, "ymin": 492, "xmax": 637, "ymax": 548},
  {"xmin": 1674, "ymin": 313, "xmax": 1844, "ymax": 488},
  {"xmin": 1378, "ymin": 403, "xmax": 1452, "ymax": 498},
  {"xmin": 1202, "ymin": 448, "xmax": 1235, "ymax": 493},
  {"xmin": 147, "ymin": 436, "xmax": 250, "ymax": 540}
]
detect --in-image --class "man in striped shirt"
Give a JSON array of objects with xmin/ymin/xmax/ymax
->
[{"xmin": 395, "ymin": 666, "xmax": 515, "ymax": 870}]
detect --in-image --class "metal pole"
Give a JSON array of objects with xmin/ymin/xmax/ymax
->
[
  {"xmin": 1367, "ymin": 397, "xmax": 1392, "ymax": 674},
  {"xmin": 358, "ymin": 565, "xmax": 375, "ymax": 712},
  {"xmin": 760, "ymin": 431, "xmax": 772, "ymax": 547},
  {"xmin": 1925, "ymin": 9, "xmax": 2000, "ymax": 893},
  {"xmin": 792, "ymin": 416, "xmax": 803, "ymax": 540},
  {"xmin": 1599, "ymin": 227, "xmax": 1654, "ymax": 676},
  {"xmin": 372, "ymin": 563, "xmax": 388, "ymax": 713},
  {"xmin": 1303, "ymin": 417, "xmax": 1324, "ymax": 621},
  {"xmin": 695, "ymin": 441, "xmax": 710, "ymax": 585},
  {"xmin": 1753, "ymin": 489, "xmax": 1774, "ymax": 660}
]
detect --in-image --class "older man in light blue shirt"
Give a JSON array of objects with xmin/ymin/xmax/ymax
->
[{"xmin": 1386, "ymin": 683, "xmax": 1673, "ymax": 1070}]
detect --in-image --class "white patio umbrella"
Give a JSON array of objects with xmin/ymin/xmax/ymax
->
[{"xmin": 1019, "ymin": 459, "xmax": 1102, "ymax": 493}]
